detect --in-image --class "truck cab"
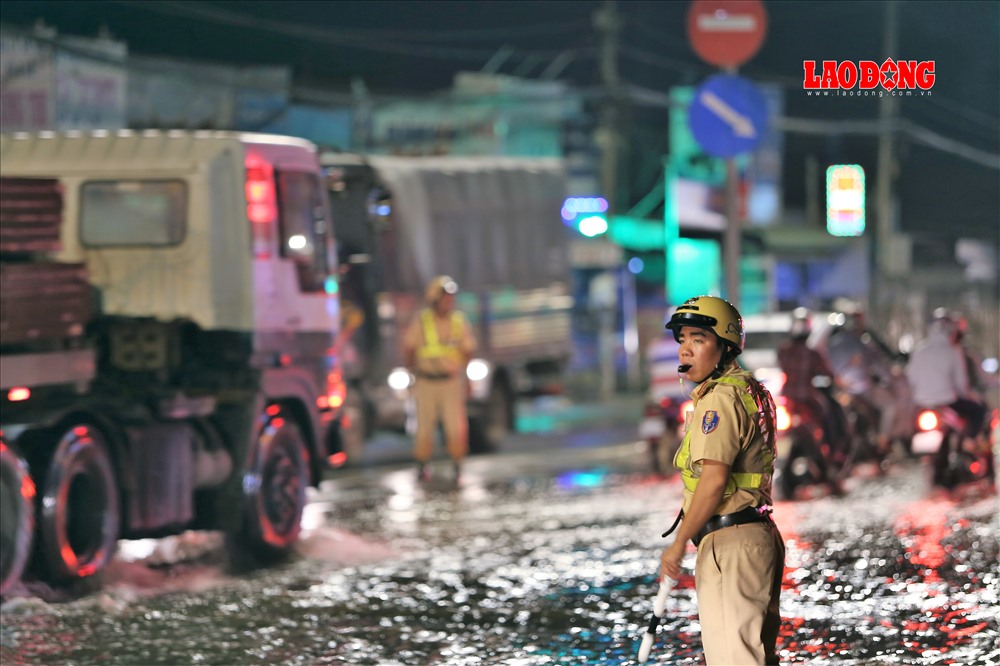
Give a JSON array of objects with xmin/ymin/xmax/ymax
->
[{"xmin": 0, "ymin": 131, "xmax": 349, "ymax": 594}]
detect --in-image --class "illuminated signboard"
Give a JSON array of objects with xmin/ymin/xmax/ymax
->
[{"xmin": 826, "ymin": 164, "xmax": 865, "ymax": 236}]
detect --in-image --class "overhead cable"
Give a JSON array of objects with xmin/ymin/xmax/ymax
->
[{"xmin": 111, "ymin": 0, "xmax": 585, "ymax": 61}]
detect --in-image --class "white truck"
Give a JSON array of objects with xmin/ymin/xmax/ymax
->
[
  {"xmin": 0, "ymin": 131, "xmax": 353, "ymax": 595},
  {"xmin": 321, "ymin": 154, "xmax": 573, "ymax": 451}
]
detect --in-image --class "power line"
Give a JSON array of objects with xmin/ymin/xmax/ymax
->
[
  {"xmin": 773, "ymin": 116, "xmax": 1000, "ymax": 170},
  {"xmin": 618, "ymin": 45, "xmax": 709, "ymax": 77},
  {"xmin": 110, "ymin": 0, "xmax": 585, "ymax": 63},
  {"xmin": 920, "ymin": 95, "xmax": 1000, "ymax": 133}
]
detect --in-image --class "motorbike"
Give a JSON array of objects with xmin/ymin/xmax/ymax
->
[
  {"xmin": 835, "ymin": 390, "xmax": 894, "ymax": 474},
  {"xmin": 912, "ymin": 405, "xmax": 992, "ymax": 488},
  {"xmin": 773, "ymin": 395, "xmax": 841, "ymax": 499},
  {"xmin": 639, "ymin": 395, "xmax": 689, "ymax": 476}
]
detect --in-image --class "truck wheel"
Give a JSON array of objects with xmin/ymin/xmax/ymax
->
[
  {"xmin": 485, "ymin": 382, "xmax": 515, "ymax": 445},
  {"xmin": 470, "ymin": 381, "xmax": 515, "ymax": 453},
  {"xmin": 339, "ymin": 386, "xmax": 368, "ymax": 464},
  {"xmin": 36, "ymin": 424, "xmax": 120, "ymax": 583},
  {"xmin": 1, "ymin": 442, "xmax": 35, "ymax": 596},
  {"xmin": 238, "ymin": 408, "xmax": 308, "ymax": 559}
]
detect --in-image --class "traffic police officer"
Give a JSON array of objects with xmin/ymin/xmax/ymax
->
[
  {"xmin": 658, "ymin": 295, "xmax": 785, "ymax": 665},
  {"xmin": 402, "ymin": 276, "xmax": 477, "ymax": 482}
]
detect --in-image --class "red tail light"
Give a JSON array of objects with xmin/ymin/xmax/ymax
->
[
  {"xmin": 7, "ymin": 387, "xmax": 30, "ymax": 402},
  {"xmin": 917, "ymin": 410, "xmax": 939, "ymax": 432},
  {"xmin": 245, "ymin": 153, "xmax": 276, "ymax": 258},
  {"xmin": 317, "ymin": 348, "xmax": 347, "ymax": 412},
  {"xmin": 776, "ymin": 403, "xmax": 792, "ymax": 431}
]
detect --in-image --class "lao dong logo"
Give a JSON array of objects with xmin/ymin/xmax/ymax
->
[{"xmin": 803, "ymin": 59, "xmax": 936, "ymax": 97}]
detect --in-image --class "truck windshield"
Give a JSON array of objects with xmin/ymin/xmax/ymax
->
[{"xmin": 277, "ymin": 171, "xmax": 331, "ymax": 293}]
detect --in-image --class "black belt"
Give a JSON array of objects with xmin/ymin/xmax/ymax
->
[
  {"xmin": 693, "ymin": 505, "xmax": 773, "ymax": 547},
  {"xmin": 417, "ymin": 372, "xmax": 455, "ymax": 381}
]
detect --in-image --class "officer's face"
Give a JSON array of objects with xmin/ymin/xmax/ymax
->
[
  {"xmin": 677, "ymin": 326, "xmax": 724, "ymax": 383},
  {"xmin": 435, "ymin": 292, "xmax": 455, "ymax": 315}
]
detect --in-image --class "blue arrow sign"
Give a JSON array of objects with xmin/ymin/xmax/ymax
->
[{"xmin": 688, "ymin": 74, "xmax": 768, "ymax": 158}]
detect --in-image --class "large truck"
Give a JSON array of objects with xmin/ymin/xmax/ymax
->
[
  {"xmin": 0, "ymin": 131, "xmax": 353, "ymax": 595},
  {"xmin": 321, "ymin": 154, "xmax": 573, "ymax": 451}
]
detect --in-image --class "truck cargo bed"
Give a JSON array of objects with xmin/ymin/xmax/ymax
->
[
  {"xmin": 0, "ymin": 177, "xmax": 64, "ymax": 253},
  {"xmin": 0, "ymin": 262, "xmax": 92, "ymax": 346}
]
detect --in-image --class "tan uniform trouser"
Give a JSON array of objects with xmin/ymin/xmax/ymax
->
[
  {"xmin": 413, "ymin": 377, "xmax": 467, "ymax": 463},
  {"xmin": 696, "ymin": 521, "xmax": 785, "ymax": 665}
]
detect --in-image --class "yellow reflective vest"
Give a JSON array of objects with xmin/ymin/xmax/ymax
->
[
  {"xmin": 674, "ymin": 370, "xmax": 777, "ymax": 501},
  {"xmin": 416, "ymin": 309, "xmax": 466, "ymax": 364}
]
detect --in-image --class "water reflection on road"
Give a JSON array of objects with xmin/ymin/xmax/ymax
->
[{"xmin": 1, "ymin": 445, "xmax": 997, "ymax": 665}]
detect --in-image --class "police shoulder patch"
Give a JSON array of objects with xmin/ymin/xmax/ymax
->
[{"xmin": 701, "ymin": 410, "xmax": 720, "ymax": 434}]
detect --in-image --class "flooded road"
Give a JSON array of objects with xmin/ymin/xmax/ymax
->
[{"xmin": 1, "ymin": 436, "xmax": 997, "ymax": 665}]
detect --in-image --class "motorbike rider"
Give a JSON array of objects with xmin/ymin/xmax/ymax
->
[
  {"xmin": 906, "ymin": 309, "xmax": 986, "ymax": 445},
  {"xmin": 777, "ymin": 309, "xmax": 848, "ymax": 459},
  {"xmin": 643, "ymin": 307, "xmax": 686, "ymax": 474},
  {"xmin": 823, "ymin": 306, "xmax": 897, "ymax": 461},
  {"xmin": 659, "ymin": 295, "xmax": 784, "ymax": 665}
]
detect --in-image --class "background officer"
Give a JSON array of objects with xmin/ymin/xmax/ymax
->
[
  {"xmin": 402, "ymin": 276, "xmax": 477, "ymax": 482},
  {"xmin": 658, "ymin": 295, "xmax": 785, "ymax": 666}
]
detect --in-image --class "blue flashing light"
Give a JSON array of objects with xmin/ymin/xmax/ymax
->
[
  {"xmin": 562, "ymin": 196, "xmax": 609, "ymax": 217},
  {"xmin": 627, "ymin": 257, "xmax": 644, "ymax": 274}
]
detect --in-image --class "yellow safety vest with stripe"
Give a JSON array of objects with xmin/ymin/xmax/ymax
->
[
  {"xmin": 674, "ymin": 371, "xmax": 777, "ymax": 499},
  {"xmin": 416, "ymin": 309, "xmax": 466, "ymax": 364}
]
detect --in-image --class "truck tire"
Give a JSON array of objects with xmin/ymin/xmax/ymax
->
[
  {"xmin": 1, "ymin": 441, "xmax": 35, "ymax": 596},
  {"xmin": 339, "ymin": 386, "xmax": 368, "ymax": 464},
  {"xmin": 469, "ymin": 381, "xmax": 515, "ymax": 454},
  {"xmin": 237, "ymin": 408, "xmax": 308, "ymax": 560},
  {"xmin": 486, "ymin": 382, "xmax": 515, "ymax": 444},
  {"xmin": 36, "ymin": 424, "xmax": 120, "ymax": 583}
]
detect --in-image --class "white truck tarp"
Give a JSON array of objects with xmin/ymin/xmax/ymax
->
[{"xmin": 366, "ymin": 156, "xmax": 569, "ymax": 293}]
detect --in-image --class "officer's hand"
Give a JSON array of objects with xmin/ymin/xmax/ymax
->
[{"xmin": 659, "ymin": 539, "xmax": 685, "ymax": 581}]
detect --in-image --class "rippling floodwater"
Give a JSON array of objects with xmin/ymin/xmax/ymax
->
[{"xmin": 1, "ymin": 448, "xmax": 997, "ymax": 665}]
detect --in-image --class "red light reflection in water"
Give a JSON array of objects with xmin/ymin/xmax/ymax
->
[
  {"xmin": 895, "ymin": 498, "xmax": 950, "ymax": 584},
  {"xmin": 893, "ymin": 496, "xmax": 994, "ymax": 654}
]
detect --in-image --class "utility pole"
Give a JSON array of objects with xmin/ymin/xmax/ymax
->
[
  {"xmin": 724, "ymin": 157, "xmax": 741, "ymax": 309},
  {"xmin": 874, "ymin": 0, "xmax": 899, "ymax": 319},
  {"xmin": 593, "ymin": 0, "xmax": 634, "ymax": 397},
  {"xmin": 594, "ymin": 0, "xmax": 623, "ymax": 216}
]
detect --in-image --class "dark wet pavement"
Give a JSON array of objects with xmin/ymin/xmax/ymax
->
[{"xmin": 1, "ymin": 431, "xmax": 997, "ymax": 665}]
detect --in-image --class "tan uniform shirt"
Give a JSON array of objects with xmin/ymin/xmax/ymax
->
[{"xmin": 679, "ymin": 366, "xmax": 776, "ymax": 516}]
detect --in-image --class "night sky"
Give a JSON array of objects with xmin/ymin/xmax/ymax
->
[{"xmin": 3, "ymin": 0, "xmax": 998, "ymax": 244}]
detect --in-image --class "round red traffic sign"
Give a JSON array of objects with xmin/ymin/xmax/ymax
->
[{"xmin": 687, "ymin": 0, "xmax": 767, "ymax": 68}]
